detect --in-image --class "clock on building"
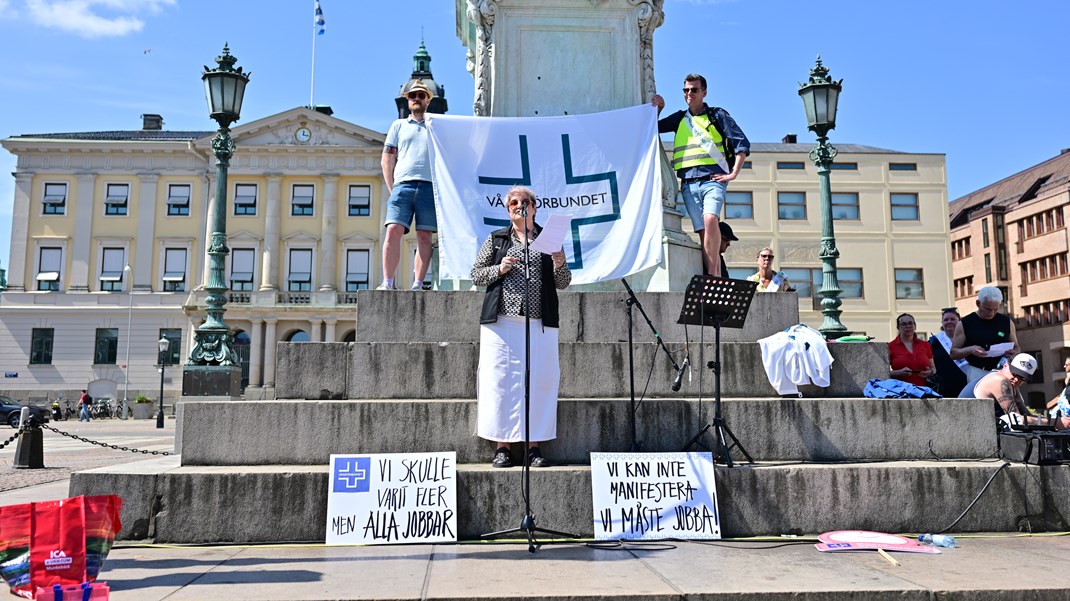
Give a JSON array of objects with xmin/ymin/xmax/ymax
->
[{"xmin": 294, "ymin": 127, "xmax": 312, "ymax": 143}]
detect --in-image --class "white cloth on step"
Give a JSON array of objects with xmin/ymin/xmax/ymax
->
[{"xmin": 758, "ymin": 324, "xmax": 834, "ymax": 395}]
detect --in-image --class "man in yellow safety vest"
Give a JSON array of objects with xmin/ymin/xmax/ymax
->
[{"xmin": 652, "ymin": 74, "xmax": 750, "ymax": 276}]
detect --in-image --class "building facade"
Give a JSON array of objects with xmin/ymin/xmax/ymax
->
[{"xmin": 949, "ymin": 149, "xmax": 1070, "ymax": 408}]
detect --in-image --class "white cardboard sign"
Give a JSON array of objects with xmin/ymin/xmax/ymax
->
[
  {"xmin": 590, "ymin": 452, "xmax": 720, "ymax": 540},
  {"xmin": 326, "ymin": 452, "xmax": 457, "ymax": 545}
]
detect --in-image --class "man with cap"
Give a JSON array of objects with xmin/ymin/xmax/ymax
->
[
  {"xmin": 960, "ymin": 353, "xmax": 1070, "ymax": 428},
  {"xmin": 379, "ymin": 79, "xmax": 437, "ymax": 290},
  {"xmin": 717, "ymin": 221, "xmax": 738, "ymax": 278}
]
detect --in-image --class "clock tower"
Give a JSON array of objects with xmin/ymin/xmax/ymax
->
[{"xmin": 395, "ymin": 41, "xmax": 448, "ymax": 118}]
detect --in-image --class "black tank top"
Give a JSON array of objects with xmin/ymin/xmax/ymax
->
[{"xmin": 961, "ymin": 312, "xmax": 1011, "ymax": 371}]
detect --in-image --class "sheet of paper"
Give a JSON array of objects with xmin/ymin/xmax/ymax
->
[
  {"xmin": 529, "ymin": 213, "xmax": 571, "ymax": 255},
  {"xmin": 986, "ymin": 342, "xmax": 1014, "ymax": 358},
  {"xmin": 767, "ymin": 272, "xmax": 784, "ymax": 292}
]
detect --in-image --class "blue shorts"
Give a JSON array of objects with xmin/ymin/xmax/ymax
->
[
  {"xmin": 384, "ymin": 180, "xmax": 437, "ymax": 233},
  {"xmin": 680, "ymin": 178, "xmax": 727, "ymax": 232}
]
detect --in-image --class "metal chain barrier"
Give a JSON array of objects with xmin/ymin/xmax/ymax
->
[
  {"xmin": 0, "ymin": 423, "xmax": 28, "ymax": 451},
  {"xmin": 38, "ymin": 422, "xmax": 173, "ymax": 456}
]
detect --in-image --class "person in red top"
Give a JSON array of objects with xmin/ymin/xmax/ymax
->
[{"xmin": 888, "ymin": 313, "xmax": 935, "ymax": 387}]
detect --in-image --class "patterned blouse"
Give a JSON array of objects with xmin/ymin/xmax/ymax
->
[{"xmin": 471, "ymin": 230, "xmax": 571, "ymax": 319}]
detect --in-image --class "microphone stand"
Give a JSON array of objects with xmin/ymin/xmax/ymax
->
[
  {"xmin": 482, "ymin": 202, "xmax": 577, "ymax": 553},
  {"xmin": 621, "ymin": 278, "xmax": 685, "ymax": 452}
]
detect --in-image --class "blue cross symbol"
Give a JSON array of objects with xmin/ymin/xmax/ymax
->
[{"xmin": 333, "ymin": 456, "xmax": 371, "ymax": 493}]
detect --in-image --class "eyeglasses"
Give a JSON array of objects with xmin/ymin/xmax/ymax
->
[
  {"xmin": 682, "ymin": 87, "xmax": 704, "ymax": 94},
  {"xmin": 759, "ymin": 254, "xmax": 774, "ymax": 259},
  {"xmin": 507, "ymin": 198, "xmax": 531, "ymax": 207},
  {"xmin": 407, "ymin": 92, "xmax": 428, "ymax": 100}
]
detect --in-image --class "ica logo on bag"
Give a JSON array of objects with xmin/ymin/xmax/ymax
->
[{"xmin": 44, "ymin": 549, "xmax": 73, "ymax": 570}]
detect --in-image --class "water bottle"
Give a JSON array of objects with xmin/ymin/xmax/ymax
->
[{"xmin": 918, "ymin": 533, "xmax": 957, "ymax": 548}]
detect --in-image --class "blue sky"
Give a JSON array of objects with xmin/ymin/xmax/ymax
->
[{"xmin": 1, "ymin": 0, "xmax": 1068, "ymax": 272}]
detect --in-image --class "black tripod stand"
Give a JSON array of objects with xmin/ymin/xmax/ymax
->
[
  {"xmin": 481, "ymin": 202, "xmax": 577, "ymax": 553},
  {"xmin": 677, "ymin": 275, "xmax": 756, "ymax": 467},
  {"xmin": 621, "ymin": 278, "xmax": 685, "ymax": 451}
]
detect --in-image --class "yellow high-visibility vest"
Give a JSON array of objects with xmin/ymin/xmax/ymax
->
[{"xmin": 672, "ymin": 114, "xmax": 726, "ymax": 171}]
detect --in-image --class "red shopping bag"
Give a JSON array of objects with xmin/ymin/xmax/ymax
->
[
  {"xmin": 0, "ymin": 496, "xmax": 122, "ymax": 600},
  {"xmin": 33, "ymin": 582, "xmax": 110, "ymax": 600}
]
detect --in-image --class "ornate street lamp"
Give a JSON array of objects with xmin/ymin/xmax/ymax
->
[
  {"xmin": 798, "ymin": 56, "xmax": 848, "ymax": 337},
  {"xmin": 157, "ymin": 336, "xmax": 170, "ymax": 429},
  {"xmin": 122, "ymin": 264, "xmax": 133, "ymax": 420},
  {"xmin": 187, "ymin": 44, "xmax": 249, "ymax": 368}
]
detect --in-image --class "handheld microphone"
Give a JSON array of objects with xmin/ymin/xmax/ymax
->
[{"xmin": 672, "ymin": 355, "xmax": 690, "ymax": 392}]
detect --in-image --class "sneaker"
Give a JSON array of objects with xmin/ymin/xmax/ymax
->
[
  {"xmin": 375, "ymin": 282, "xmax": 397, "ymax": 291},
  {"xmin": 410, "ymin": 282, "xmax": 424, "ymax": 291},
  {"xmin": 492, "ymin": 448, "xmax": 513, "ymax": 468},
  {"xmin": 528, "ymin": 448, "xmax": 550, "ymax": 468}
]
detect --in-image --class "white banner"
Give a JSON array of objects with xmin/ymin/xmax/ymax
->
[
  {"xmin": 427, "ymin": 105, "xmax": 663, "ymax": 284},
  {"xmin": 326, "ymin": 452, "xmax": 457, "ymax": 545},
  {"xmin": 590, "ymin": 451, "xmax": 720, "ymax": 540}
]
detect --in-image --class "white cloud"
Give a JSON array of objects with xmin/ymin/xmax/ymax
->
[{"xmin": 24, "ymin": 0, "xmax": 175, "ymax": 38}]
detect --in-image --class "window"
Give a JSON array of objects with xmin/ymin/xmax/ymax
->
[
  {"xmin": 954, "ymin": 276, "xmax": 974, "ymax": 299},
  {"xmin": 831, "ymin": 192, "xmax": 859, "ymax": 220},
  {"xmin": 36, "ymin": 247, "xmax": 62, "ymax": 291},
  {"xmin": 30, "ymin": 328, "xmax": 54, "ymax": 365},
  {"xmin": 830, "ymin": 162, "xmax": 858, "ymax": 170},
  {"xmin": 234, "ymin": 184, "xmax": 257, "ymax": 215},
  {"xmin": 725, "ymin": 191, "xmax": 753, "ymax": 219},
  {"xmin": 895, "ymin": 268, "xmax": 924, "ymax": 299},
  {"xmin": 167, "ymin": 184, "xmax": 191, "ymax": 216},
  {"xmin": 159, "ymin": 328, "xmax": 182, "ymax": 365},
  {"xmin": 230, "ymin": 248, "xmax": 255, "ymax": 291},
  {"xmin": 162, "ymin": 248, "xmax": 187, "ymax": 292},
  {"xmin": 776, "ymin": 161, "xmax": 805, "ymax": 170},
  {"xmin": 93, "ymin": 328, "xmax": 119, "ymax": 364},
  {"xmin": 345, "ymin": 249, "xmax": 370, "ymax": 291},
  {"xmin": 890, "ymin": 193, "xmax": 919, "ymax": 220},
  {"xmin": 288, "ymin": 249, "xmax": 313, "ymax": 291},
  {"xmin": 889, "ymin": 163, "xmax": 918, "ymax": 171},
  {"xmin": 291, "ymin": 184, "xmax": 314, "ymax": 216},
  {"xmin": 348, "ymin": 185, "xmax": 371, "ymax": 217},
  {"xmin": 43, "ymin": 183, "xmax": 67, "ymax": 215},
  {"xmin": 778, "ymin": 192, "xmax": 806, "ymax": 220},
  {"xmin": 741, "ymin": 161, "xmax": 752, "ymax": 169},
  {"xmin": 982, "ymin": 218, "xmax": 990, "ymax": 247},
  {"xmin": 99, "ymin": 247, "xmax": 125, "ymax": 291},
  {"xmin": 781, "ymin": 268, "xmax": 819, "ymax": 298},
  {"xmin": 104, "ymin": 183, "xmax": 129, "ymax": 216},
  {"xmin": 726, "ymin": 267, "xmax": 753, "ymax": 280},
  {"xmin": 984, "ymin": 254, "xmax": 992, "ymax": 282}
]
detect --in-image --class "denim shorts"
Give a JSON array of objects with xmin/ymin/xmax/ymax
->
[
  {"xmin": 384, "ymin": 180, "xmax": 437, "ymax": 233},
  {"xmin": 680, "ymin": 178, "xmax": 727, "ymax": 231}
]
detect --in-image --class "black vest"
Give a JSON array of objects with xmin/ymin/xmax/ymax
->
[
  {"xmin": 479, "ymin": 226, "xmax": 560, "ymax": 328},
  {"xmin": 961, "ymin": 312, "xmax": 1011, "ymax": 371}
]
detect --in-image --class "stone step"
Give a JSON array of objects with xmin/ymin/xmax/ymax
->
[
  {"xmin": 353, "ymin": 290, "xmax": 800, "ymax": 344},
  {"xmin": 174, "ymin": 398, "xmax": 995, "ymax": 466},
  {"xmin": 70, "ymin": 458, "xmax": 1066, "ymax": 543},
  {"xmin": 276, "ymin": 340, "xmax": 888, "ymax": 400}
]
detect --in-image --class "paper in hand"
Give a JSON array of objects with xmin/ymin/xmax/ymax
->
[
  {"xmin": 985, "ymin": 342, "xmax": 1014, "ymax": 358},
  {"xmin": 529, "ymin": 213, "xmax": 571, "ymax": 255}
]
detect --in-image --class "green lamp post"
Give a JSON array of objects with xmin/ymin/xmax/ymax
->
[
  {"xmin": 798, "ymin": 56, "xmax": 848, "ymax": 338},
  {"xmin": 187, "ymin": 45, "xmax": 249, "ymax": 367}
]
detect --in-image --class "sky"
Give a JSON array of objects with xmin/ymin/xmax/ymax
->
[{"xmin": 1, "ymin": 0, "xmax": 1068, "ymax": 272}]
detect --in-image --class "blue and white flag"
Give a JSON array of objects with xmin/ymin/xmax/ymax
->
[
  {"xmin": 427, "ymin": 105, "xmax": 663, "ymax": 285},
  {"xmin": 314, "ymin": 1, "xmax": 325, "ymax": 35}
]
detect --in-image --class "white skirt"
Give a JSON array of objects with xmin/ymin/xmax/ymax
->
[{"xmin": 477, "ymin": 315, "xmax": 560, "ymax": 443}]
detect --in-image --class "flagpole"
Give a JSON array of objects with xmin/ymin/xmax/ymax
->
[{"xmin": 310, "ymin": 0, "xmax": 317, "ymax": 108}]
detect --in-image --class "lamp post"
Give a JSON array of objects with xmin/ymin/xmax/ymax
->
[
  {"xmin": 157, "ymin": 336, "xmax": 170, "ymax": 429},
  {"xmin": 122, "ymin": 264, "xmax": 133, "ymax": 420},
  {"xmin": 798, "ymin": 56, "xmax": 848, "ymax": 338},
  {"xmin": 188, "ymin": 44, "xmax": 249, "ymax": 368}
]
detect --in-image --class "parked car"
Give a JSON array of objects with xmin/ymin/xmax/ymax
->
[{"xmin": 0, "ymin": 395, "xmax": 51, "ymax": 428}]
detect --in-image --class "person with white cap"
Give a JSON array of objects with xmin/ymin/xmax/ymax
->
[
  {"xmin": 960, "ymin": 353, "xmax": 1070, "ymax": 429},
  {"xmin": 379, "ymin": 79, "xmax": 437, "ymax": 290}
]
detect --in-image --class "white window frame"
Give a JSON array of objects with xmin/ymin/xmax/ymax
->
[
  {"xmin": 286, "ymin": 248, "xmax": 314, "ymax": 291},
  {"xmin": 229, "ymin": 247, "xmax": 257, "ymax": 291},
  {"xmin": 234, "ymin": 183, "xmax": 258, "ymax": 216},
  {"xmin": 161, "ymin": 248, "xmax": 188, "ymax": 292},
  {"xmin": 345, "ymin": 249, "xmax": 371, "ymax": 291},
  {"xmin": 291, "ymin": 184, "xmax": 315, "ymax": 216},
  {"xmin": 35, "ymin": 246, "xmax": 63, "ymax": 291},
  {"xmin": 104, "ymin": 182, "xmax": 130, "ymax": 216},
  {"xmin": 348, "ymin": 184, "xmax": 371, "ymax": 217},
  {"xmin": 42, "ymin": 182, "xmax": 67, "ymax": 215},
  {"xmin": 98, "ymin": 246, "xmax": 127, "ymax": 291},
  {"xmin": 166, "ymin": 183, "xmax": 192, "ymax": 216}
]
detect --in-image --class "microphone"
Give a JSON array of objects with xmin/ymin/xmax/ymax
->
[{"xmin": 672, "ymin": 355, "xmax": 690, "ymax": 392}]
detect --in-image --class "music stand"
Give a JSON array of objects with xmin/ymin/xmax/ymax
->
[{"xmin": 677, "ymin": 275, "xmax": 757, "ymax": 467}]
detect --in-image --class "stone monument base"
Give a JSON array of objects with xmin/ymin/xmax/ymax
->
[{"xmin": 181, "ymin": 365, "xmax": 241, "ymax": 400}]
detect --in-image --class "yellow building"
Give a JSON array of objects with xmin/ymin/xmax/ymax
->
[
  {"xmin": 949, "ymin": 149, "xmax": 1070, "ymax": 407},
  {"xmin": 714, "ymin": 135, "xmax": 952, "ymax": 341}
]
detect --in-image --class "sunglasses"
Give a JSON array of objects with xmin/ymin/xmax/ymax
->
[
  {"xmin": 682, "ymin": 87, "xmax": 704, "ymax": 94},
  {"xmin": 507, "ymin": 198, "xmax": 532, "ymax": 207},
  {"xmin": 407, "ymin": 92, "xmax": 428, "ymax": 100},
  {"xmin": 759, "ymin": 254, "xmax": 774, "ymax": 259}
]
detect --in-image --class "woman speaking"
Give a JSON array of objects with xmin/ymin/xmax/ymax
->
[{"xmin": 470, "ymin": 186, "xmax": 571, "ymax": 468}]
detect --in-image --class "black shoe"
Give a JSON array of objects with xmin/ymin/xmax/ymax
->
[
  {"xmin": 528, "ymin": 448, "xmax": 550, "ymax": 468},
  {"xmin": 492, "ymin": 448, "xmax": 513, "ymax": 468}
]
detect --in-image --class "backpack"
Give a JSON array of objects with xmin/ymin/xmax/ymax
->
[{"xmin": 83, "ymin": 394, "xmax": 93, "ymax": 405}]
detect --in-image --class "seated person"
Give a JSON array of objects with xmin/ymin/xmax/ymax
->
[
  {"xmin": 1047, "ymin": 356, "xmax": 1070, "ymax": 418},
  {"xmin": 929, "ymin": 307, "xmax": 967, "ymax": 396},
  {"xmin": 746, "ymin": 247, "xmax": 795, "ymax": 292},
  {"xmin": 960, "ymin": 353, "xmax": 1070, "ymax": 429},
  {"xmin": 888, "ymin": 313, "xmax": 934, "ymax": 387}
]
